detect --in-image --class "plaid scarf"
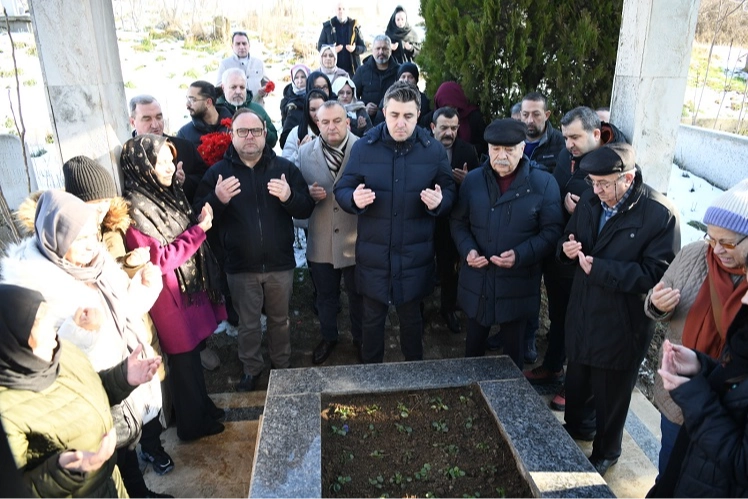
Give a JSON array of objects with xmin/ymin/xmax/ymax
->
[{"xmin": 320, "ymin": 134, "xmax": 348, "ymax": 178}]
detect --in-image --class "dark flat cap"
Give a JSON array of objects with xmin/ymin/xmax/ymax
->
[
  {"xmin": 579, "ymin": 143, "xmax": 636, "ymax": 175},
  {"xmin": 484, "ymin": 118, "xmax": 527, "ymax": 146}
]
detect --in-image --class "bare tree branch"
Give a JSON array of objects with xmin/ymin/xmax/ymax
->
[{"xmin": 4, "ymin": 8, "xmax": 31, "ymax": 195}]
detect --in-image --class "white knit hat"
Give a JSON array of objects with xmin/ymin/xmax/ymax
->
[{"xmin": 703, "ymin": 178, "xmax": 748, "ymax": 235}]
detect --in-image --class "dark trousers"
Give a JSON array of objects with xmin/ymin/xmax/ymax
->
[
  {"xmin": 542, "ymin": 274, "xmax": 574, "ymax": 371},
  {"xmin": 117, "ymin": 447, "xmax": 148, "ymax": 497},
  {"xmin": 308, "ymin": 261, "xmax": 363, "ymax": 343},
  {"xmin": 361, "ymin": 297, "xmax": 423, "ymax": 363},
  {"xmin": 139, "ymin": 417, "xmax": 163, "ymax": 454},
  {"xmin": 434, "ymin": 217, "xmax": 459, "ymax": 311},
  {"xmin": 524, "ymin": 296, "xmax": 540, "ymax": 345},
  {"xmin": 466, "ymin": 317, "xmax": 526, "ymax": 368},
  {"xmin": 657, "ymin": 415, "xmax": 681, "ymax": 479},
  {"xmin": 564, "ymin": 361, "xmax": 639, "ymax": 460},
  {"xmin": 168, "ymin": 347, "xmax": 219, "ymax": 441}
]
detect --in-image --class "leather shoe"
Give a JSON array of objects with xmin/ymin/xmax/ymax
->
[
  {"xmin": 523, "ymin": 366, "xmax": 564, "ymax": 385},
  {"xmin": 440, "ymin": 309, "xmax": 461, "ymax": 334},
  {"xmin": 563, "ymin": 423, "xmax": 595, "ymax": 442},
  {"xmin": 589, "ymin": 457, "xmax": 618, "ymax": 476},
  {"xmin": 235, "ymin": 373, "xmax": 260, "ymax": 392},
  {"xmin": 312, "ymin": 339, "xmax": 338, "ymax": 364},
  {"xmin": 551, "ymin": 385, "xmax": 566, "ymax": 411}
]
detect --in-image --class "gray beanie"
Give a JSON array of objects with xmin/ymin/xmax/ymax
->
[
  {"xmin": 63, "ymin": 156, "xmax": 118, "ymax": 202},
  {"xmin": 703, "ymin": 179, "xmax": 748, "ymax": 235}
]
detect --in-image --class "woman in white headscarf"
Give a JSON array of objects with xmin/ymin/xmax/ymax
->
[
  {"xmin": 317, "ymin": 44, "xmax": 349, "ymax": 85},
  {"xmin": 332, "ymin": 76, "xmax": 372, "ymax": 138}
]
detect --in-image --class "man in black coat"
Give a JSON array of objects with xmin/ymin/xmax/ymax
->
[
  {"xmin": 519, "ymin": 92, "xmax": 565, "ymax": 173},
  {"xmin": 559, "ymin": 143, "xmax": 680, "ymax": 476},
  {"xmin": 430, "ymin": 106, "xmax": 479, "ymax": 333},
  {"xmin": 334, "ymin": 82, "xmax": 456, "ymax": 364},
  {"xmin": 451, "ymin": 119, "xmax": 563, "ymax": 368},
  {"xmin": 177, "ymin": 81, "xmax": 233, "ymax": 148},
  {"xmin": 193, "ymin": 109, "xmax": 315, "ymax": 392},
  {"xmin": 317, "ymin": 3, "xmax": 366, "ymax": 75},
  {"xmin": 352, "ymin": 35, "xmax": 400, "ymax": 121}
]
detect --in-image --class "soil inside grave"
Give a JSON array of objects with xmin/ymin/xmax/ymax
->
[{"xmin": 321, "ymin": 385, "xmax": 534, "ymax": 498}]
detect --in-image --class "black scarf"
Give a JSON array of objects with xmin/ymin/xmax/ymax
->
[
  {"xmin": 712, "ymin": 305, "xmax": 748, "ymax": 391},
  {"xmin": 121, "ymin": 135, "xmax": 221, "ymax": 302},
  {"xmin": 0, "ymin": 285, "xmax": 61, "ymax": 392},
  {"xmin": 385, "ymin": 6, "xmax": 419, "ymax": 44}
]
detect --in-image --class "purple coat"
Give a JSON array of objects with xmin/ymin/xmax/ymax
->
[{"xmin": 126, "ymin": 225, "xmax": 226, "ymax": 355}]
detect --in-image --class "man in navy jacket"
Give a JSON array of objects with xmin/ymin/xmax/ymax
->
[{"xmin": 335, "ymin": 82, "xmax": 456, "ymax": 363}]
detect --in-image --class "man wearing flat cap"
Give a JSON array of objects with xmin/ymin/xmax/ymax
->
[
  {"xmin": 451, "ymin": 118, "xmax": 564, "ymax": 368},
  {"xmin": 559, "ymin": 142, "xmax": 680, "ymax": 476}
]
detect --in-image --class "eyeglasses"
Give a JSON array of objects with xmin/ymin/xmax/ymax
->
[
  {"xmin": 186, "ymin": 96, "xmax": 206, "ymax": 103},
  {"xmin": 704, "ymin": 233, "xmax": 747, "ymax": 250},
  {"xmin": 584, "ymin": 174, "xmax": 624, "ymax": 189},
  {"xmin": 233, "ymin": 127, "xmax": 265, "ymax": 138}
]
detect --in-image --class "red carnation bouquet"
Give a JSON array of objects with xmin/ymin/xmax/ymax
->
[
  {"xmin": 264, "ymin": 81, "xmax": 275, "ymax": 94},
  {"xmin": 197, "ymin": 118, "xmax": 233, "ymax": 166}
]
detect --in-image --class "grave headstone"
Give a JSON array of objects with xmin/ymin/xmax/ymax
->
[{"xmin": 0, "ymin": 134, "xmax": 36, "ymax": 210}]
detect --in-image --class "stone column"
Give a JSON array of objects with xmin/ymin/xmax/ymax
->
[
  {"xmin": 28, "ymin": 0, "xmax": 129, "ymax": 190},
  {"xmin": 610, "ymin": 0, "xmax": 701, "ymax": 193}
]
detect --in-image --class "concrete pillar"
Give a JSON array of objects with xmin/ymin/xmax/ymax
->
[
  {"xmin": 610, "ymin": 0, "xmax": 701, "ymax": 193},
  {"xmin": 28, "ymin": 0, "xmax": 129, "ymax": 190}
]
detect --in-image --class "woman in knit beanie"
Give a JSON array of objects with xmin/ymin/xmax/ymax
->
[{"xmin": 645, "ymin": 178, "xmax": 748, "ymax": 477}]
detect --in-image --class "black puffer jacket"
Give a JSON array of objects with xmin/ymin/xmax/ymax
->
[
  {"xmin": 352, "ymin": 55, "xmax": 400, "ymax": 107},
  {"xmin": 334, "ymin": 123, "xmax": 456, "ymax": 305},
  {"xmin": 193, "ymin": 145, "xmax": 315, "ymax": 274},
  {"xmin": 559, "ymin": 170, "xmax": 680, "ymax": 370},
  {"xmin": 175, "ymin": 105, "xmax": 233, "ymax": 148},
  {"xmin": 451, "ymin": 159, "xmax": 563, "ymax": 326},
  {"xmin": 526, "ymin": 121, "xmax": 565, "ymax": 173}
]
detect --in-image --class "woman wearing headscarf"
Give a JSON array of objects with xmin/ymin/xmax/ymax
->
[
  {"xmin": 0, "ymin": 283, "xmax": 161, "ymax": 498},
  {"xmin": 1, "ymin": 190, "xmax": 165, "ymax": 496},
  {"xmin": 121, "ymin": 134, "xmax": 227, "ymax": 442},
  {"xmin": 649, "ymin": 249, "xmax": 748, "ymax": 497},
  {"xmin": 432, "ymin": 81, "xmax": 487, "ymax": 156},
  {"xmin": 385, "ymin": 5, "xmax": 421, "ymax": 64},
  {"xmin": 280, "ymin": 63, "xmax": 310, "ymax": 134},
  {"xmin": 332, "ymin": 76, "xmax": 372, "ymax": 137},
  {"xmin": 282, "ymin": 89, "xmax": 328, "ymax": 167},
  {"xmin": 317, "ymin": 44, "xmax": 349, "ymax": 85},
  {"xmin": 646, "ymin": 179, "xmax": 748, "ymax": 476}
]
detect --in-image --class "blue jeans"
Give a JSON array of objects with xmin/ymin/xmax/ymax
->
[{"xmin": 657, "ymin": 414, "xmax": 681, "ymax": 479}]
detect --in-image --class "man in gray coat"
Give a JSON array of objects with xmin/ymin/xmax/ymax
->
[{"xmin": 298, "ymin": 101, "xmax": 363, "ymax": 364}]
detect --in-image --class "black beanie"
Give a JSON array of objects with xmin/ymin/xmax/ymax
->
[
  {"xmin": 63, "ymin": 156, "xmax": 118, "ymax": 202},
  {"xmin": 397, "ymin": 62, "xmax": 420, "ymax": 83}
]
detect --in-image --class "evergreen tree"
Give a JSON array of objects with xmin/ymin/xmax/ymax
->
[{"xmin": 418, "ymin": 0, "xmax": 623, "ymax": 122}]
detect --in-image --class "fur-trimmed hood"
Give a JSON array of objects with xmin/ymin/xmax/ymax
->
[{"xmin": 15, "ymin": 191, "xmax": 132, "ymax": 238}]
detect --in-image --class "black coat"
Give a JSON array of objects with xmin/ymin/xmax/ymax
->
[
  {"xmin": 559, "ymin": 170, "xmax": 680, "ymax": 370},
  {"xmin": 334, "ymin": 123, "xmax": 456, "ymax": 305},
  {"xmin": 279, "ymin": 83, "xmax": 306, "ymax": 149},
  {"xmin": 352, "ymin": 55, "xmax": 400, "ymax": 108},
  {"xmin": 193, "ymin": 145, "xmax": 314, "ymax": 274},
  {"xmin": 667, "ymin": 308, "xmax": 748, "ymax": 498},
  {"xmin": 451, "ymin": 159, "xmax": 563, "ymax": 326},
  {"xmin": 175, "ymin": 105, "xmax": 234, "ymax": 148},
  {"xmin": 166, "ymin": 134, "xmax": 209, "ymax": 204},
  {"xmin": 526, "ymin": 121, "xmax": 565, "ymax": 173},
  {"xmin": 317, "ymin": 18, "xmax": 365, "ymax": 75}
]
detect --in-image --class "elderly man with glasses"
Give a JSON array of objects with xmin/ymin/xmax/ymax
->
[
  {"xmin": 215, "ymin": 31, "xmax": 270, "ymax": 105},
  {"xmin": 559, "ymin": 142, "xmax": 680, "ymax": 477},
  {"xmin": 193, "ymin": 108, "xmax": 315, "ymax": 392}
]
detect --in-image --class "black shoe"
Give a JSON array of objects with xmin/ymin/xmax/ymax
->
[
  {"xmin": 211, "ymin": 406, "xmax": 226, "ymax": 422},
  {"xmin": 145, "ymin": 490, "xmax": 174, "ymax": 498},
  {"xmin": 440, "ymin": 309, "xmax": 461, "ymax": 334},
  {"xmin": 178, "ymin": 420, "xmax": 225, "ymax": 441},
  {"xmin": 589, "ymin": 457, "xmax": 618, "ymax": 476},
  {"xmin": 312, "ymin": 339, "xmax": 337, "ymax": 365},
  {"xmin": 139, "ymin": 448, "xmax": 175, "ymax": 475},
  {"xmin": 485, "ymin": 334, "xmax": 503, "ymax": 351},
  {"xmin": 235, "ymin": 373, "xmax": 259, "ymax": 392},
  {"xmin": 563, "ymin": 423, "xmax": 595, "ymax": 441}
]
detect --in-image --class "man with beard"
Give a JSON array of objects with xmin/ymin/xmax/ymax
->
[
  {"xmin": 216, "ymin": 68, "xmax": 278, "ymax": 148},
  {"xmin": 430, "ymin": 106, "xmax": 479, "ymax": 334},
  {"xmin": 215, "ymin": 31, "xmax": 269, "ymax": 105},
  {"xmin": 352, "ymin": 35, "xmax": 400, "ymax": 120},
  {"xmin": 520, "ymin": 92, "xmax": 564, "ymax": 173},
  {"xmin": 129, "ymin": 94, "xmax": 208, "ymax": 203},
  {"xmin": 334, "ymin": 82, "xmax": 455, "ymax": 364},
  {"xmin": 193, "ymin": 109, "xmax": 314, "ymax": 392},
  {"xmin": 317, "ymin": 2, "xmax": 366, "ymax": 75},
  {"xmin": 451, "ymin": 119, "xmax": 563, "ymax": 369},
  {"xmin": 524, "ymin": 106, "xmax": 628, "ymax": 413},
  {"xmin": 177, "ymin": 81, "xmax": 233, "ymax": 149}
]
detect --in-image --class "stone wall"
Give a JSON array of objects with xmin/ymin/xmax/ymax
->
[{"xmin": 674, "ymin": 125, "xmax": 748, "ymax": 190}]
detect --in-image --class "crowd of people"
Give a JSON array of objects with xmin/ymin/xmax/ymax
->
[{"xmin": 1, "ymin": 3, "xmax": 747, "ymax": 498}]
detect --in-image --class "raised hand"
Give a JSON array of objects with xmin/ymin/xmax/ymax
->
[
  {"xmin": 137, "ymin": 262, "xmax": 162, "ymax": 289},
  {"xmin": 651, "ymin": 281, "xmax": 681, "ymax": 313},
  {"xmin": 452, "ymin": 163, "xmax": 469, "ymax": 185},
  {"xmin": 490, "ymin": 250, "xmax": 515, "ymax": 268},
  {"xmin": 353, "ymin": 183, "xmax": 375, "ymax": 209},
  {"xmin": 125, "ymin": 247, "xmax": 151, "ymax": 268},
  {"xmin": 267, "ymin": 173, "xmax": 291, "ymax": 202},
  {"xmin": 659, "ymin": 339, "xmax": 700, "ymax": 390},
  {"xmin": 58, "ymin": 429, "xmax": 116, "ymax": 473},
  {"xmin": 564, "ymin": 192, "xmax": 580, "ymax": 214},
  {"xmin": 126, "ymin": 344, "xmax": 162, "ymax": 387},
  {"xmin": 175, "ymin": 161, "xmax": 185, "ymax": 186},
  {"xmin": 197, "ymin": 203, "xmax": 213, "ymax": 232},
  {"xmin": 562, "ymin": 234, "xmax": 583, "ymax": 260},
  {"xmin": 578, "ymin": 252, "xmax": 593, "ymax": 275},
  {"xmin": 466, "ymin": 249, "xmax": 489, "ymax": 268},
  {"xmin": 420, "ymin": 184, "xmax": 443, "ymax": 211},
  {"xmin": 309, "ymin": 182, "xmax": 327, "ymax": 202},
  {"xmin": 73, "ymin": 307, "xmax": 103, "ymax": 332},
  {"xmin": 215, "ymin": 174, "xmax": 241, "ymax": 204}
]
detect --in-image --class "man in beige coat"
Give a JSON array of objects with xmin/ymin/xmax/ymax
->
[{"xmin": 299, "ymin": 101, "xmax": 363, "ymax": 364}]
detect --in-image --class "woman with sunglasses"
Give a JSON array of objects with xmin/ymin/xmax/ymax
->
[{"xmin": 646, "ymin": 178, "xmax": 748, "ymax": 478}]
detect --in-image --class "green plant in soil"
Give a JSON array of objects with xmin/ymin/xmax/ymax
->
[
  {"xmin": 334, "ymin": 405, "xmax": 356, "ymax": 420},
  {"xmin": 368, "ymin": 475, "xmax": 384, "ymax": 489},
  {"xmin": 329, "ymin": 475, "xmax": 351, "ymax": 493},
  {"xmin": 414, "ymin": 463, "xmax": 432, "ymax": 480},
  {"xmin": 397, "ymin": 402, "xmax": 410, "ymax": 418},
  {"xmin": 465, "ymin": 416, "xmax": 474, "ymax": 429},
  {"xmin": 394, "ymin": 423, "xmax": 412, "ymax": 435},
  {"xmin": 365, "ymin": 404, "xmax": 380, "ymax": 415},
  {"xmin": 430, "ymin": 397, "xmax": 449, "ymax": 412},
  {"xmin": 389, "ymin": 472, "xmax": 412, "ymax": 489},
  {"xmin": 370, "ymin": 449, "xmax": 385, "ymax": 458},
  {"xmin": 444, "ymin": 466, "xmax": 466, "ymax": 479},
  {"xmin": 331, "ymin": 424, "xmax": 349, "ymax": 436},
  {"xmin": 432, "ymin": 420, "xmax": 449, "ymax": 433}
]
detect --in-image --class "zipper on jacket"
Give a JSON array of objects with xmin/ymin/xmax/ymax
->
[{"xmin": 249, "ymin": 166, "xmax": 265, "ymax": 272}]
